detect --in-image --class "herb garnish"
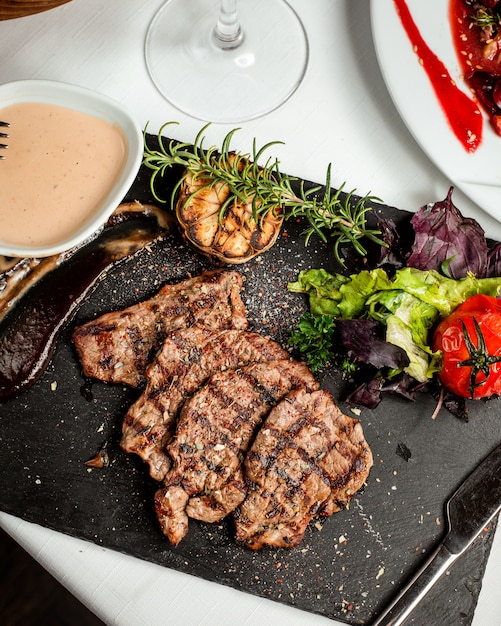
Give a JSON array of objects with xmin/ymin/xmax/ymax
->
[
  {"xmin": 288, "ymin": 312, "xmax": 337, "ymax": 372},
  {"xmin": 143, "ymin": 123, "xmax": 384, "ymax": 264},
  {"xmin": 471, "ymin": 6, "xmax": 501, "ymax": 34}
]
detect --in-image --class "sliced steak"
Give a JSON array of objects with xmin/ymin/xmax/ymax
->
[
  {"xmin": 72, "ymin": 269, "xmax": 247, "ymax": 387},
  {"xmin": 154, "ymin": 360, "xmax": 318, "ymax": 545},
  {"xmin": 121, "ymin": 328, "xmax": 290, "ymax": 481},
  {"xmin": 234, "ymin": 388, "xmax": 373, "ymax": 550}
]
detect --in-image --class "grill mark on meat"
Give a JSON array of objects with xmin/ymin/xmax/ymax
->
[
  {"xmin": 249, "ymin": 414, "xmax": 333, "ymax": 485},
  {"xmin": 120, "ymin": 328, "xmax": 289, "ymax": 481},
  {"xmin": 72, "ymin": 269, "xmax": 248, "ymax": 388},
  {"xmin": 234, "ymin": 388, "xmax": 373, "ymax": 550},
  {"xmin": 154, "ymin": 360, "xmax": 318, "ymax": 546},
  {"xmin": 231, "ymin": 367, "xmax": 277, "ymax": 408},
  {"xmin": 126, "ymin": 324, "xmax": 147, "ymax": 365}
]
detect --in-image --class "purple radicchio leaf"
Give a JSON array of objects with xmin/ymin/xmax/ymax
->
[
  {"xmin": 486, "ymin": 242, "xmax": 501, "ymax": 278},
  {"xmin": 380, "ymin": 373, "xmax": 428, "ymax": 400},
  {"xmin": 430, "ymin": 382, "xmax": 469, "ymax": 421},
  {"xmin": 346, "ymin": 373, "xmax": 426, "ymax": 409},
  {"xmin": 346, "ymin": 377, "xmax": 383, "ymax": 409},
  {"xmin": 373, "ymin": 215, "xmax": 406, "ymax": 269},
  {"xmin": 407, "ymin": 187, "xmax": 488, "ymax": 278},
  {"xmin": 442, "ymin": 392, "xmax": 468, "ymax": 421},
  {"xmin": 336, "ymin": 318, "xmax": 409, "ymax": 370}
]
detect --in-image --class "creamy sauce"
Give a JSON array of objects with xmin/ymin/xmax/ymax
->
[{"xmin": 0, "ymin": 102, "xmax": 127, "ymax": 247}]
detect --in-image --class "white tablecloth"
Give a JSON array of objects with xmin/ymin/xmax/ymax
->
[{"xmin": 1, "ymin": 1, "xmax": 500, "ymax": 624}]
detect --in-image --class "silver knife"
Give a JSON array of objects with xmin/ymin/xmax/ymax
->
[{"xmin": 372, "ymin": 441, "xmax": 501, "ymax": 626}]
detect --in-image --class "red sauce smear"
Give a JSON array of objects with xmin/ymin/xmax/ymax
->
[{"xmin": 393, "ymin": 0, "xmax": 483, "ymax": 152}]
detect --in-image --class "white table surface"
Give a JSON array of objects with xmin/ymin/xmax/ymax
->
[{"xmin": 1, "ymin": 1, "xmax": 501, "ymax": 624}]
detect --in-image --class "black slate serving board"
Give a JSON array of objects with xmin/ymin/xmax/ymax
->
[{"xmin": 0, "ymin": 135, "xmax": 499, "ymax": 625}]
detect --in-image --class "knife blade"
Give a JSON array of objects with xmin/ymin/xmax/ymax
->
[{"xmin": 372, "ymin": 441, "xmax": 501, "ymax": 626}]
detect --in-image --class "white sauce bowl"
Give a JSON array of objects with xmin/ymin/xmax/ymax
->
[{"xmin": 0, "ymin": 79, "xmax": 143, "ymax": 258}]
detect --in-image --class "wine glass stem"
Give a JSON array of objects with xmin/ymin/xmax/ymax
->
[{"xmin": 212, "ymin": 0, "xmax": 244, "ymax": 50}]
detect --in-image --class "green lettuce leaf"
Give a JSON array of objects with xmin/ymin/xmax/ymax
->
[
  {"xmin": 288, "ymin": 266, "xmax": 501, "ymax": 383},
  {"xmin": 336, "ymin": 269, "xmax": 393, "ymax": 318},
  {"xmin": 287, "ymin": 268, "xmax": 348, "ymax": 316},
  {"xmin": 390, "ymin": 267, "xmax": 501, "ymax": 316},
  {"xmin": 373, "ymin": 291, "xmax": 440, "ymax": 382}
]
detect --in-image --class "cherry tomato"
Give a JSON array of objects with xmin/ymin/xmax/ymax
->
[{"xmin": 432, "ymin": 294, "xmax": 501, "ymax": 399}]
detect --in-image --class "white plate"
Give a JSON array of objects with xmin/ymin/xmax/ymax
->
[
  {"xmin": 370, "ymin": 0, "xmax": 501, "ymax": 219},
  {"xmin": 0, "ymin": 79, "xmax": 143, "ymax": 257}
]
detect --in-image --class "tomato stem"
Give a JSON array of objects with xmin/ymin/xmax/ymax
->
[{"xmin": 458, "ymin": 317, "xmax": 501, "ymax": 398}]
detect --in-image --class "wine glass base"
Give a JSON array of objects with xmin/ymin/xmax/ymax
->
[{"xmin": 145, "ymin": 0, "xmax": 308, "ymax": 123}]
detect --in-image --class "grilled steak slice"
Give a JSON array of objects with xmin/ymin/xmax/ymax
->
[
  {"xmin": 234, "ymin": 388, "xmax": 373, "ymax": 550},
  {"xmin": 154, "ymin": 360, "xmax": 319, "ymax": 545},
  {"xmin": 72, "ymin": 269, "xmax": 247, "ymax": 388},
  {"xmin": 121, "ymin": 328, "xmax": 290, "ymax": 481}
]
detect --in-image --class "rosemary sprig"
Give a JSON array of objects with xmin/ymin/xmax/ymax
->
[{"xmin": 143, "ymin": 122, "xmax": 385, "ymax": 265}]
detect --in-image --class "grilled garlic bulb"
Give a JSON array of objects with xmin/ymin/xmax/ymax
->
[
  {"xmin": 144, "ymin": 124, "xmax": 383, "ymax": 266},
  {"xmin": 175, "ymin": 168, "xmax": 283, "ymax": 264}
]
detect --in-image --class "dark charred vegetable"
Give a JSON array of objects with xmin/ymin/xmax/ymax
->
[{"xmin": 0, "ymin": 204, "xmax": 169, "ymax": 401}]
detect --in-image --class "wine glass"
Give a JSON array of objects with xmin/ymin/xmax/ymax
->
[{"xmin": 145, "ymin": 0, "xmax": 308, "ymax": 123}]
